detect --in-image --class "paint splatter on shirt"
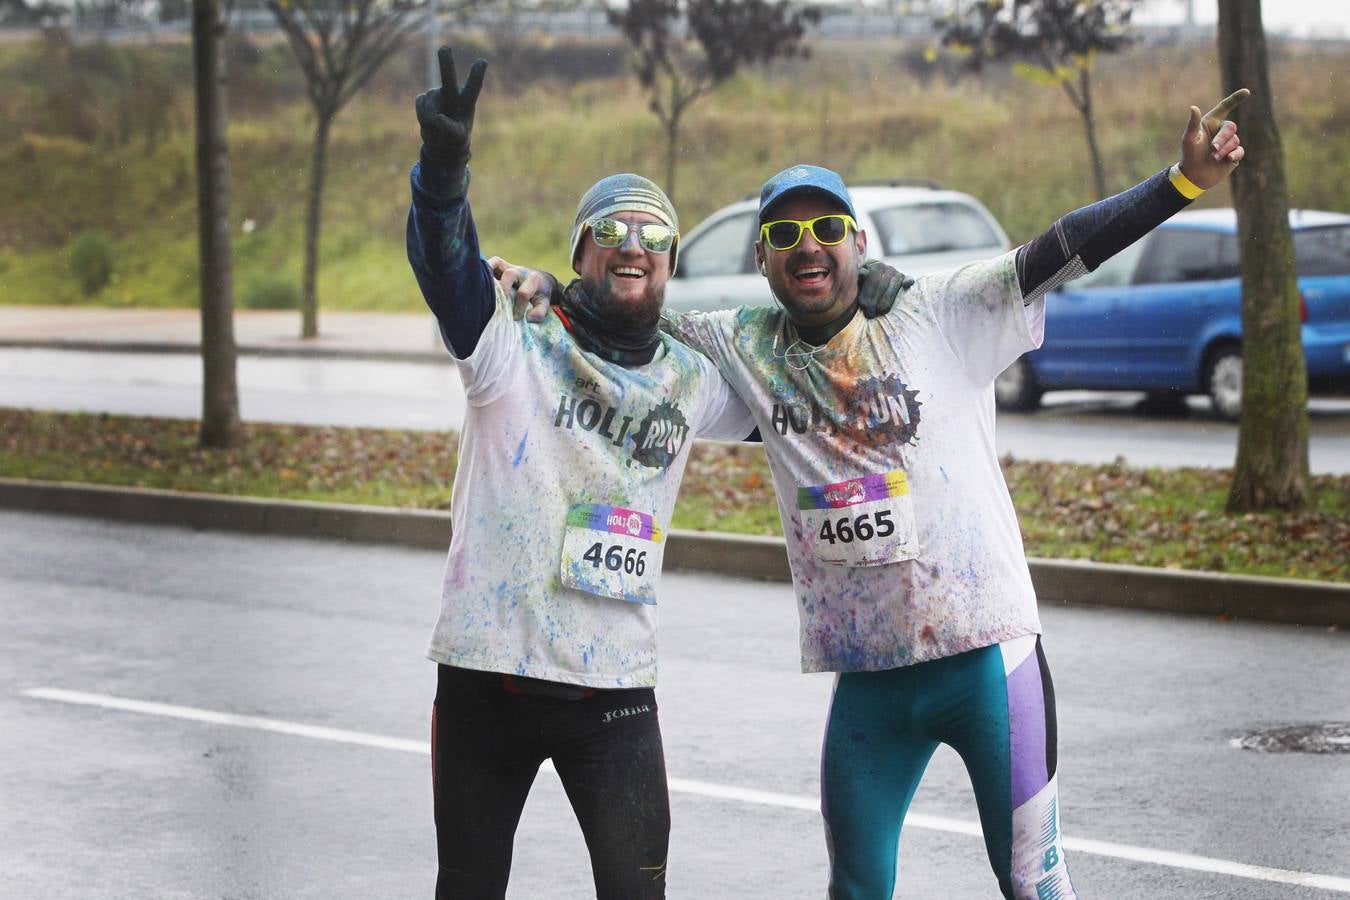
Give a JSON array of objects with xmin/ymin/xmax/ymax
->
[
  {"xmin": 668, "ymin": 252, "xmax": 1046, "ymax": 673},
  {"xmin": 426, "ymin": 285, "xmax": 755, "ymax": 688}
]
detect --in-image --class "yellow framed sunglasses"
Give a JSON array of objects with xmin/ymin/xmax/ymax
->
[{"xmin": 760, "ymin": 214, "xmax": 859, "ymax": 252}]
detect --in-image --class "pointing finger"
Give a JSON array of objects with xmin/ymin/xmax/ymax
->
[{"xmin": 1203, "ymin": 88, "xmax": 1250, "ymax": 129}]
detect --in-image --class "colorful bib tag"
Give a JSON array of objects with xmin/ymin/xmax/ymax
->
[
  {"xmin": 560, "ymin": 504, "xmax": 665, "ymax": 604},
  {"xmin": 797, "ymin": 470, "xmax": 919, "ymax": 566}
]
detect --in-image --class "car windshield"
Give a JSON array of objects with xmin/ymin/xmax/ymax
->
[
  {"xmin": 869, "ymin": 202, "xmax": 1000, "ymax": 256},
  {"xmin": 677, "ymin": 210, "xmax": 757, "ymax": 278},
  {"xmin": 1294, "ymin": 225, "xmax": 1350, "ymax": 276}
]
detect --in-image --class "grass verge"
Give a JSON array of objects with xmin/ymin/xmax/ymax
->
[
  {"xmin": 2, "ymin": 408, "xmax": 1346, "ymax": 583},
  {"xmin": 5, "ymin": 39, "xmax": 1350, "ymax": 315}
]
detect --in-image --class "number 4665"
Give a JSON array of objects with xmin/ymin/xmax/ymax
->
[{"xmin": 818, "ymin": 510, "xmax": 895, "ymax": 545}]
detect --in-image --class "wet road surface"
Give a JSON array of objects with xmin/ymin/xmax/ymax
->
[{"xmin": 3, "ymin": 510, "xmax": 1348, "ymax": 898}]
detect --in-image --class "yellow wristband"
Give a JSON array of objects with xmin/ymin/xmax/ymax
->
[{"xmin": 1169, "ymin": 164, "xmax": 1205, "ymax": 200}]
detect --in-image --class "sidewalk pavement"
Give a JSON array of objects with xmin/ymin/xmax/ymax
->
[
  {"xmin": 0, "ymin": 305, "xmax": 448, "ymax": 362},
  {"xmin": 3, "ymin": 304, "xmax": 1348, "ymax": 627}
]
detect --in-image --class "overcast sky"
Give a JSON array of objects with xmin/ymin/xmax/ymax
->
[{"xmin": 1134, "ymin": 0, "xmax": 1350, "ymax": 39}]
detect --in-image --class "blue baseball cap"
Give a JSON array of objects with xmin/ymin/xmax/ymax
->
[{"xmin": 758, "ymin": 164, "xmax": 856, "ymax": 222}]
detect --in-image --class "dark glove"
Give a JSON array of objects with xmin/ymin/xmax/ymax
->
[
  {"xmin": 415, "ymin": 46, "xmax": 487, "ymax": 179},
  {"xmin": 857, "ymin": 259, "xmax": 914, "ymax": 319}
]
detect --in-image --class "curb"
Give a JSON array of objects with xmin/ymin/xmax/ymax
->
[
  {"xmin": 1027, "ymin": 558, "xmax": 1347, "ymax": 627},
  {"xmin": 2, "ymin": 477, "xmax": 1345, "ymax": 628}
]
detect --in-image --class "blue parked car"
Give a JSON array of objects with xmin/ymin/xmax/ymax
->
[{"xmin": 994, "ymin": 208, "xmax": 1350, "ymax": 419}]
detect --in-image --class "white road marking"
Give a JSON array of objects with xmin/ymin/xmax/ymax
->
[
  {"xmin": 23, "ymin": 687, "xmax": 1350, "ymax": 894},
  {"xmin": 664, "ymin": 776, "xmax": 1350, "ymax": 892},
  {"xmin": 22, "ymin": 687, "xmax": 430, "ymax": 755}
]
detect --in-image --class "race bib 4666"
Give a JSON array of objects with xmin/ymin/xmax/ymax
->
[
  {"xmin": 560, "ymin": 504, "xmax": 665, "ymax": 604},
  {"xmin": 797, "ymin": 470, "xmax": 919, "ymax": 567}
]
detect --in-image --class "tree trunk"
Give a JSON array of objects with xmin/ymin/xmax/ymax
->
[
  {"xmin": 664, "ymin": 112, "xmax": 679, "ymax": 205},
  {"xmin": 192, "ymin": 0, "xmax": 241, "ymax": 449},
  {"xmin": 1075, "ymin": 67, "xmax": 1108, "ymax": 199},
  {"xmin": 1218, "ymin": 0, "xmax": 1309, "ymax": 512},
  {"xmin": 301, "ymin": 111, "xmax": 332, "ymax": 340}
]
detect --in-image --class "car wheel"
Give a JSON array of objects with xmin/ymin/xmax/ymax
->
[
  {"xmin": 1205, "ymin": 346, "xmax": 1243, "ymax": 420},
  {"xmin": 994, "ymin": 356, "xmax": 1043, "ymax": 412}
]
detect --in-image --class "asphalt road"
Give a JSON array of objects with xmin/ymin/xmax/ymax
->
[
  {"xmin": 3, "ymin": 510, "xmax": 1348, "ymax": 899},
  {"xmin": 3, "ymin": 347, "xmax": 1350, "ymax": 473}
]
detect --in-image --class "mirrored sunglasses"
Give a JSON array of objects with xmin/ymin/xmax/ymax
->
[
  {"xmin": 588, "ymin": 217, "xmax": 678, "ymax": 253},
  {"xmin": 760, "ymin": 214, "xmax": 858, "ymax": 252}
]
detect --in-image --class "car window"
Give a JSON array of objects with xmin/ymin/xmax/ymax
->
[
  {"xmin": 1294, "ymin": 225, "xmax": 1350, "ymax": 276},
  {"xmin": 1216, "ymin": 233, "xmax": 1241, "ymax": 278},
  {"xmin": 869, "ymin": 202, "xmax": 1000, "ymax": 255},
  {"xmin": 1072, "ymin": 238, "xmax": 1147, "ymax": 289},
  {"xmin": 1134, "ymin": 230, "xmax": 1237, "ymax": 284},
  {"xmin": 678, "ymin": 211, "xmax": 757, "ymax": 278}
]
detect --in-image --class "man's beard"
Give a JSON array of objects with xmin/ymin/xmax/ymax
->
[
  {"xmin": 560, "ymin": 274, "xmax": 664, "ymax": 366},
  {"xmin": 582, "ymin": 274, "xmax": 664, "ymax": 333}
]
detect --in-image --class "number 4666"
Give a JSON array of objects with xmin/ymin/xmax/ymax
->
[
  {"xmin": 583, "ymin": 542, "xmax": 647, "ymax": 575},
  {"xmin": 818, "ymin": 510, "xmax": 896, "ymax": 545}
]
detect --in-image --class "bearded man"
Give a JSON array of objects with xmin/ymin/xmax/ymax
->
[{"xmin": 405, "ymin": 46, "xmax": 757, "ymax": 899}]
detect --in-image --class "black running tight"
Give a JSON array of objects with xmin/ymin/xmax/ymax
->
[{"xmin": 432, "ymin": 664, "xmax": 670, "ymax": 899}]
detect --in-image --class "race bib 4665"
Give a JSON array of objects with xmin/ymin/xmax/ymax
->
[{"xmin": 797, "ymin": 470, "xmax": 919, "ymax": 567}]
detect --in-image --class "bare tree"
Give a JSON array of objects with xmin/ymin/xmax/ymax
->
[
  {"xmin": 192, "ymin": 0, "xmax": 242, "ymax": 448},
  {"xmin": 265, "ymin": 0, "xmax": 430, "ymax": 339},
  {"xmin": 1218, "ymin": 0, "xmax": 1308, "ymax": 511},
  {"xmin": 0, "ymin": 0, "xmax": 63, "ymax": 26},
  {"xmin": 609, "ymin": 0, "xmax": 820, "ymax": 203},
  {"xmin": 936, "ymin": 0, "xmax": 1139, "ymax": 199}
]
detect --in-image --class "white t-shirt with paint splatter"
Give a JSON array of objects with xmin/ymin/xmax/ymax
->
[
  {"xmin": 426, "ymin": 286, "xmax": 756, "ymax": 689},
  {"xmin": 668, "ymin": 251, "xmax": 1046, "ymax": 673}
]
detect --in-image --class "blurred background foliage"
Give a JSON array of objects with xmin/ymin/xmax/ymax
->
[{"xmin": 0, "ymin": 26, "xmax": 1346, "ymax": 311}]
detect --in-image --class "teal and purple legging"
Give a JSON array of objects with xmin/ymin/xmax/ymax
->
[{"xmin": 821, "ymin": 635, "xmax": 1077, "ymax": 899}]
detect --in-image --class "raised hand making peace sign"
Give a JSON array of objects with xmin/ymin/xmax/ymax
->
[{"xmin": 415, "ymin": 46, "xmax": 487, "ymax": 168}]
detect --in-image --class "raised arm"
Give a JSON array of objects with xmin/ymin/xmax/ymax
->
[
  {"xmin": 1016, "ymin": 90, "xmax": 1248, "ymax": 305},
  {"xmin": 406, "ymin": 46, "xmax": 495, "ymax": 358}
]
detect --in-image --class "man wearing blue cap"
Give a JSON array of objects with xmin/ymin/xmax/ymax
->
[
  {"xmin": 405, "ymin": 47, "xmax": 760, "ymax": 898},
  {"xmin": 674, "ymin": 94, "xmax": 1246, "ymax": 900},
  {"xmin": 500, "ymin": 90, "xmax": 1248, "ymax": 898}
]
